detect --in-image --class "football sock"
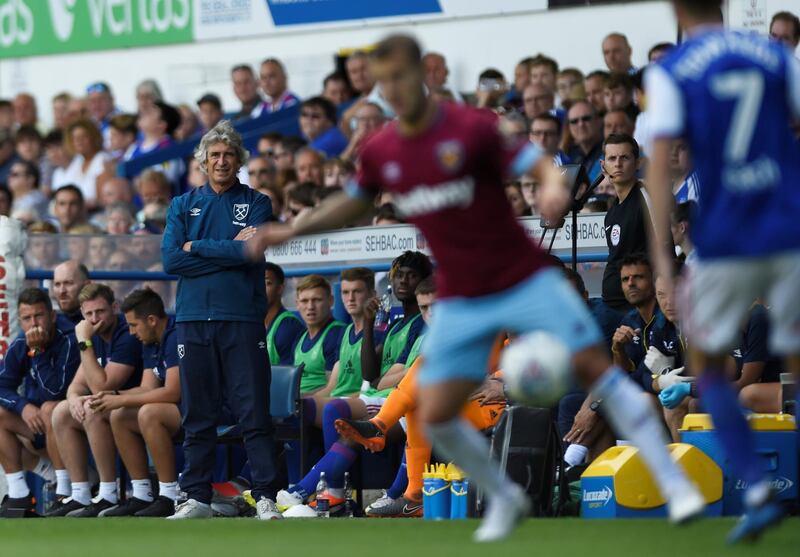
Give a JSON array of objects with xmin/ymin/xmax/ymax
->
[
  {"xmin": 32, "ymin": 457, "xmax": 56, "ymax": 482},
  {"xmin": 592, "ymin": 367, "xmax": 694, "ymax": 495},
  {"xmin": 293, "ymin": 442, "xmax": 357, "ymax": 497},
  {"xmin": 131, "ymin": 479, "xmax": 154, "ymax": 502},
  {"xmin": 403, "ymin": 409, "xmax": 430, "ymax": 501},
  {"xmin": 564, "ymin": 444, "xmax": 588, "ymax": 467},
  {"xmin": 55, "ymin": 469, "xmax": 71, "ymax": 497},
  {"xmin": 403, "ymin": 448, "xmax": 429, "ymax": 502},
  {"xmin": 99, "ymin": 481, "xmax": 118, "ymax": 504},
  {"xmin": 697, "ymin": 371, "xmax": 765, "ymax": 488},
  {"xmin": 385, "ymin": 453, "xmax": 408, "ymax": 499},
  {"xmin": 6, "ymin": 471, "xmax": 30, "ymax": 498},
  {"xmin": 426, "ymin": 418, "xmax": 510, "ymax": 499},
  {"xmin": 71, "ymin": 481, "xmax": 91, "ymax": 505},
  {"xmin": 374, "ymin": 388, "xmax": 415, "ymax": 431},
  {"xmin": 159, "ymin": 481, "xmax": 179, "ymax": 501},
  {"xmin": 322, "ymin": 399, "xmax": 351, "ymax": 452}
]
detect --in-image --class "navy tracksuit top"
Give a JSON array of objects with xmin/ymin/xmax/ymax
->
[{"xmin": 162, "ymin": 180, "xmax": 272, "ymax": 323}]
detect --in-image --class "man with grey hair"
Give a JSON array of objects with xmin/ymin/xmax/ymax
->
[{"xmin": 161, "ymin": 120, "xmax": 280, "ymax": 520}]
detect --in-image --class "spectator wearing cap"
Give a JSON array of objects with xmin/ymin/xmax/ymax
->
[
  {"xmin": 602, "ymin": 33, "xmax": 637, "ymax": 75},
  {"xmin": 299, "ymin": 97, "xmax": 348, "ymax": 158},
  {"xmin": 57, "ymin": 118, "xmax": 109, "ymax": 208},
  {"xmin": 259, "ymin": 58, "xmax": 300, "ymax": 114},
  {"xmin": 769, "ymin": 11, "xmax": 800, "ymax": 50},
  {"xmin": 108, "ymin": 114, "xmax": 138, "ymax": 162},
  {"xmin": 647, "ymin": 42, "xmax": 675, "ymax": 64},
  {"xmin": 9, "ymin": 159, "xmax": 48, "ymax": 222},
  {"xmin": 86, "ymin": 82, "xmax": 121, "ymax": 149},
  {"xmin": 229, "ymin": 64, "xmax": 264, "ymax": 121},
  {"xmin": 196, "ymin": 94, "xmax": 223, "ymax": 135},
  {"xmin": 128, "ymin": 101, "xmax": 184, "ymax": 191}
]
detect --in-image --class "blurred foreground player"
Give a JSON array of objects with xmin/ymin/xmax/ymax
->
[
  {"xmin": 248, "ymin": 34, "xmax": 704, "ymax": 541},
  {"xmin": 646, "ymin": 0, "xmax": 800, "ymax": 543}
]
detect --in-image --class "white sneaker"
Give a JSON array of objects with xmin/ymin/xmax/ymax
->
[
  {"xmin": 473, "ymin": 484, "xmax": 530, "ymax": 543},
  {"xmin": 667, "ymin": 483, "xmax": 705, "ymax": 525},
  {"xmin": 365, "ymin": 491, "xmax": 396, "ymax": 514},
  {"xmin": 276, "ymin": 489, "xmax": 303, "ymax": 512},
  {"xmin": 166, "ymin": 498, "xmax": 213, "ymax": 520},
  {"xmin": 256, "ymin": 497, "xmax": 282, "ymax": 520}
]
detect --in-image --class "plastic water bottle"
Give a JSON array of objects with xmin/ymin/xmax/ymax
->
[
  {"xmin": 373, "ymin": 286, "xmax": 393, "ymax": 333},
  {"xmin": 316, "ymin": 472, "xmax": 330, "ymax": 518},
  {"xmin": 42, "ymin": 481, "xmax": 56, "ymax": 514},
  {"xmin": 343, "ymin": 471, "xmax": 354, "ymax": 518}
]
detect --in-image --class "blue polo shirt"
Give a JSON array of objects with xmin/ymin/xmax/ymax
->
[
  {"xmin": 93, "ymin": 314, "xmax": 143, "ymax": 391},
  {"xmin": 143, "ymin": 317, "xmax": 179, "ymax": 385},
  {"xmin": 310, "ymin": 127, "xmax": 349, "ymax": 158},
  {"xmin": 732, "ymin": 304, "xmax": 781, "ymax": 384}
]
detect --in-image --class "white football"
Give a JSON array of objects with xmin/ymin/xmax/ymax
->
[{"xmin": 500, "ymin": 331, "xmax": 573, "ymax": 407}]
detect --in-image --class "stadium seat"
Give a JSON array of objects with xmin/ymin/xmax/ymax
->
[{"xmin": 270, "ymin": 364, "xmax": 308, "ymax": 476}]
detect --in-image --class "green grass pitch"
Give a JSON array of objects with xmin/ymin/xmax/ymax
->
[{"xmin": 1, "ymin": 517, "xmax": 798, "ymax": 557}]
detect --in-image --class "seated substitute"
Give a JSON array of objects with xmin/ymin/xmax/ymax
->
[
  {"xmin": 0, "ymin": 288, "xmax": 80, "ymax": 517},
  {"xmin": 264, "ymin": 262, "xmax": 305, "ymax": 366},
  {"xmin": 335, "ymin": 276, "xmax": 508, "ymax": 517},
  {"xmin": 277, "ymin": 254, "xmax": 431, "ymax": 510},
  {"xmin": 87, "ymin": 288, "xmax": 181, "ymax": 517},
  {"xmin": 50, "ymin": 284, "xmax": 143, "ymax": 517}
]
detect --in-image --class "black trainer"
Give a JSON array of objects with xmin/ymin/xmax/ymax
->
[
  {"xmin": 0, "ymin": 494, "xmax": 36, "ymax": 518},
  {"xmin": 47, "ymin": 497, "xmax": 87, "ymax": 517},
  {"xmin": 68, "ymin": 497, "xmax": 116, "ymax": 517},
  {"xmin": 99, "ymin": 497, "xmax": 154, "ymax": 517},
  {"xmin": 135, "ymin": 496, "xmax": 176, "ymax": 517}
]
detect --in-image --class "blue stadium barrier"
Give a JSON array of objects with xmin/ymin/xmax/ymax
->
[{"xmin": 117, "ymin": 104, "xmax": 302, "ymax": 179}]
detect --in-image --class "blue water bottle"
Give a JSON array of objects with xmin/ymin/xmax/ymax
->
[{"xmin": 422, "ymin": 464, "xmax": 451, "ymax": 520}]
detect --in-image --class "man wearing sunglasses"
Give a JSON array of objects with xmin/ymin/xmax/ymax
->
[
  {"xmin": 298, "ymin": 97, "xmax": 348, "ymax": 158},
  {"xmin": 566, "ymin": 100, "xmax": 604, "ymax": 182}
]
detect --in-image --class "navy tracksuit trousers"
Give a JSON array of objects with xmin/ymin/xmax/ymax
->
[{"xmin": 177, "ymin": 321, "xmax": 276, "ymax": 504}]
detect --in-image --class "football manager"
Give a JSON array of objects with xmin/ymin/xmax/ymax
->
[{"xmin": 161, "ymin": 121, "xmax": 280, "ymax": 520}]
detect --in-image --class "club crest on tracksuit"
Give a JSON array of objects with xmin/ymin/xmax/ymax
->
[
  {"xmin": 178, "ymin": 344, "xmax": 185, "ymax": 358},
  {"xmin": 233, "ymin": 204, "xmax": 249, "ymax": 221}
]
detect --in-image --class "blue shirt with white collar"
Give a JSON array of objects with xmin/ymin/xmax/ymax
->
[{"xmin": 162, "ymin": 180, "xmax": 272, "ymax": 323}]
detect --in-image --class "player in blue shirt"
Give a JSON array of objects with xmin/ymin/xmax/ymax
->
[
  {"xmin": 264, "ymin": 262, "xmax": 305, "ymax": 366},
  {"xmin": 646, "ymin": 0, "xmax": 800, "ymax": 541},
  {"xmin": 87, "ymin": 289, "xmax": 181, "ymax": 517},
  {"xmin": 49, "ymin": 283, "xmax": 143, "ymax": 517},
  {"xmin": 0, "ymin": 288, "xmax": 80, "ymax": 517}
]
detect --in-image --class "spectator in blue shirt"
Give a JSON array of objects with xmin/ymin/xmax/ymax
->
[
  {"xmin": 299, "ymin": 97, "xmax": 348, "ymax": 159},
  {"xmin": 49, "ymin": 283, "xmax": 143, "ymax": 517},
  {"xmin": 0, "ymin": 288, "xmax": 80, "ymax": 518}
]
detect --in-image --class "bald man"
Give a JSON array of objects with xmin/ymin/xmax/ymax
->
[
  {"xmin": 602, "ymin": 33, "xmax": 635, "ymax": 75},
  {"xmin": 52, "ymin": 261, "xmax": 90, "ymax": 326}
]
